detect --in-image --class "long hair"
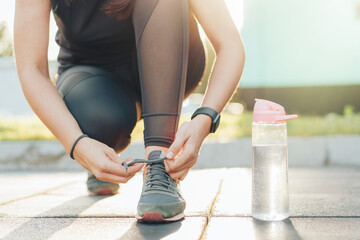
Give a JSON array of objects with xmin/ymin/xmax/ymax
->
[
  {"xmin": 101, "ymin": 0, "xmax": 135, "ymax": 20},
  {"xmin": 64, "ymin": 0, "xmax": 134, "ymax": 20}
]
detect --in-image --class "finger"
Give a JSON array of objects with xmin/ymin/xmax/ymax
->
[
  {"xmin": 105, "ymin": 158, "xmax": 144, "ymax": 176},
  {"xmin": 102, "ymin": 150, "xmax": 144, "ymax": 175},
  {"xmin": 170, "ymin": 169, "xmax": 188, "ymax": 181},
  {"xmin": 105, "ymin": 149, "xmax": 141, "ymax": 170},
  {"xmin": 165, "ymin": 152, "xmax": 190, "ymax": 173},
  {"xmin": 124, "ymin": 157, "xmax": 133, "ymax": 163},
  {"xmin": 178, "ymin": 171, "xmax": 189, "ymax": 181},
  {"xmin": 166, "ymin": 143, "xmax": 197, "ymax": 173},
  {"xmin": 105, "ymin": 149, "xmax": 140, "ymax": 168},
  {"xmin": 104, "ymin": 147, "xmax": 122, "ymax": 163},
  {"xmin": 97, "ymin": 156, "xmax": 129, "ymax": 176},
  {"xmin": 123, "ymin": 157, "xmax": 145, "ymax": 173},
  {"xmin": 167, "ymin": 131, "xmax": 189, "ymax": 159},
  {"xmin": 169, "ymin": 168, "xmax": 189, "ymax": 181},
  {"xmin": 95, "ymin": 171, "xmax": 132, "ymax": 184},
  {"xmin": 166, "ymin": 157, "xmax": 195, "ymax": 174},
  {"xmin": 126, "ymin": 161, "xmax": 145, "ymax": 174}
]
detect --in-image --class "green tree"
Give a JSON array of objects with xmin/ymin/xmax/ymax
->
[{"xmin": 0, "ymin": 21, "xmax": 13, "ymax": 57}]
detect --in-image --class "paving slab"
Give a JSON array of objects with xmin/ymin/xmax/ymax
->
[
  {"xmin": 213, "ymin": 168, "xmax": 360, "ymax": 217},
  {"xmin": 203, "ymin": 217, "xmax": 360, "ymax": 240},
  {"xmin": 0, "ymin": 169, "xmax": 222, "ymax": 218},
  {"xmin": 211, "ymin": 168, "xmax": 252, "ymax": 216},
  {"xmin": 289, "ymin": 168, "xmax": 360, "ymax": 217},
  {"xmin": 0, "ymin": 171, "xmax": 85, "ymax": 205},
  {"xmin": 0, "ymin": 217, "xmax": 206, "ymax": 240},
  {"xmin": 1, "ymin": 168, "xmax": 359, "ymax": 239},
  {"xmin": 181, "ymin": 169, "xmax": 224, "ymax": 216}
]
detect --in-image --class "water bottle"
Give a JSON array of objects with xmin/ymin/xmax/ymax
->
[{"xmin": 252, "ymin": 99, "xmax": 297, "ymax": 221}]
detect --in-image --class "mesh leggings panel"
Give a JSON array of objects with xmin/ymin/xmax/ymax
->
[{"xmin": 132, "ymin": 0, "xmax": 190, "ymax": 147}]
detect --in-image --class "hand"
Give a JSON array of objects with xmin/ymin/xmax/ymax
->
[
  {"xmin": 165, "ymin": 114, "xmax": 211, "ymax": 181},
  {"xmin": 73, "ymin": 137, "xmax": 144, "ymax": 183}
]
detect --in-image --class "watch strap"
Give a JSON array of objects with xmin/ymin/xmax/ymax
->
[{"xmin": 191, "ymin": 107, "xmax": 220, "ymax": 133}]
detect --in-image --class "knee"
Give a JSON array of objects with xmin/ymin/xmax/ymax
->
[{"xmin": 76, "ymin": 108, "xmax": 137, "ymax": 153}]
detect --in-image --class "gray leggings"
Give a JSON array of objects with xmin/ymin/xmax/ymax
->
[{"xmin": 56, "ymin": 0, "xmax": 206, "ymax": 153}]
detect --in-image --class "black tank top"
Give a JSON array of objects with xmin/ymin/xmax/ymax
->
[{"xmin": 51, "ymin": 0, "xmax": 137, "ymax": 75}]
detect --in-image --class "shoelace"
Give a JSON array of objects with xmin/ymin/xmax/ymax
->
[
  {"xmin": 144, "ymin": 162, "xmax": 177, "ymax": 194},
  {"xmin": 122, "ymin": 156, "xmax": 177, "ymax": 194},
  {"xmin": 121, "ymin": 156, "xmax": 166, "ymax": 173}
]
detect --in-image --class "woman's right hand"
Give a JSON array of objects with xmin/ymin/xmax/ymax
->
[{"xmin": 72, "ymin": 137, "xmax": 144, "ymax": 183}]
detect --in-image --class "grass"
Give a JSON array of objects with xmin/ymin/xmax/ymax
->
[
  {"xmin": 1, "ymin": 111, "xmax": 360, "ymax": 141},
  {"xmin": 0, "ymin": 115, "xmax": 55, "ymax": 141}
]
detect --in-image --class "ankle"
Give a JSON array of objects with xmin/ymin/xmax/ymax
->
[{"xmin": 145, "ymin": 146, "xmax": 169, "ymax": 159}]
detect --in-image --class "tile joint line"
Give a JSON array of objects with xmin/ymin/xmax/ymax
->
[{"xmin": 198, "ymin": 179, "xmax": 223, "ymax": 240}]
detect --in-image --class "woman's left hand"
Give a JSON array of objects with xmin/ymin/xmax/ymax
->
[{"xmin": 165, "ymin": 114, "xmax": 212, "ymax": 181}]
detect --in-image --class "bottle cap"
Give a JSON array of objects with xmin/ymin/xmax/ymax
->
[{"xmin": 253, "ymin": 98, "xmax": 298, "ymax": 123}]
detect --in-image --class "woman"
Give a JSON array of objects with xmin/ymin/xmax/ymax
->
[{"xmin": 14, "ymin": 0, "xmax": 245, "ymax": 222}]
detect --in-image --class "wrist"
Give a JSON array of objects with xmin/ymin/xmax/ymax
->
[
  {"xmin": 70, "ymin": 134, "xmax": 89, "ymax": 159},
  {"xmin": 191, "ymin": 114, "xmax": 212, "ymax": 137},
  {"xmin": 191, "ymin": 107, "xmax": 221, "ymax": 133},
  {"xmin": 62, "ymin": 130, "xmax": 85, "ymax": 154}
]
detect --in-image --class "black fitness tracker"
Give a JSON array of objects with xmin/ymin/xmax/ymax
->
[
  {"xmin": 191, "ymin": 107, "xmax": 221, "ymax": 133},
  {"xmin": 70, "ymin": 134, "xmax": 88, "ymax": 160}
]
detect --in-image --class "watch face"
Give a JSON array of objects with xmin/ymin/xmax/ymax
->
[{"xmin": 212, "ymin": 114, "xmax": 221, "ymax": 133}]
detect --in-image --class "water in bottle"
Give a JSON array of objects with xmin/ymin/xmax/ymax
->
[{"xmin": 252, "ymin": 99, "xmax": 297, "ymax": 221}]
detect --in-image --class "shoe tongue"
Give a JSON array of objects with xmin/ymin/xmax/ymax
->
[{"xmin": 148, "ymin": 150, "xmax": 163, "ymax": 160}]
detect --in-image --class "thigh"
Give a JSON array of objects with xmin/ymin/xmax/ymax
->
[
  {"xmin": 56, "ymin": 65, "xmax": 140, "ymax": 152},
  {"xmin": 131, "ymin": 2, "xmax": 205, "ymax": 100}
]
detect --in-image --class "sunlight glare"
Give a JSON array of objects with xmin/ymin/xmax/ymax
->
[{"xmin": 198, "ymin": 0, "xmax": 244, "ymax": 40}]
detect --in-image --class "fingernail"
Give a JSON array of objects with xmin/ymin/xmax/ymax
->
[{"xmin": 166, "ymin": 151, "xmax": 174, "ymax": 159}]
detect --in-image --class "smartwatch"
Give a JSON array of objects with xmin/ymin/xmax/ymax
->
[{"xmin": 191, "ymin": 107, "xmax": 221, "ymax": 133}]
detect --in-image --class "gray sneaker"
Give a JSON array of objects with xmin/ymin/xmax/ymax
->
[
  {"xmin": 86, "ymin": 172, "xmax": 119, "ymax": 195},
  {"xmin": 136, "ymin": 150, "xmax": 186, "ymax": 223}
]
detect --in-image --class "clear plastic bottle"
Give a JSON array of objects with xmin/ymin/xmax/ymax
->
[{"xmin": 251, "ymin": 99, "xmax": 297, "ymax": 221}]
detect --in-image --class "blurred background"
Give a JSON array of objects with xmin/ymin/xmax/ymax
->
[
  {"xmin": 0, "ymin": 0, "xmax": 359, "ymax": 141},
  {"xmin": 196, "ymin": 0, "xmax": 360, "ymax": 115}
]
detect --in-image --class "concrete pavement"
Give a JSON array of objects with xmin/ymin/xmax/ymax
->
[{"xmin": 0, "ymin": 168, "xmax": 359, "ymax": 240}]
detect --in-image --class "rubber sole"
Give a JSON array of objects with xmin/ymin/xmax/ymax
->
[
  {"xmin": 87, "ymin": 188, "xmax": 118, "ymax": 196},
  {"xmin": 96, "ymin": 188, "xmax": 116, "ymax": 195},
  {"xmin": 136, "ymin": 212, "xmax": 185, "ymax": 223}
]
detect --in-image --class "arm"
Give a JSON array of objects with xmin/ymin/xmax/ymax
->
[
  {"xmin": 14, "ymin": 0, "xmax": 82, "ymax": 155},
  {"xmin": 165, "ymin": 0, "xmax": 245, "ymax": 180},
  {"xmin": 191, "ymin": 0, "xmax": 245, "ymax": 113},
  {"xmin": 14, "ymin": 0, "xmax": 142, "ymax": 182}
]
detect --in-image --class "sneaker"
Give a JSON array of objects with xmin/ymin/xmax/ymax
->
[
  {"xmin": 136, "ymin": 150, "xmax": 186, "ymax": 223},
  {"xmin": 86, "ymin": 172, "xmax": 119, "ymax": 195}
]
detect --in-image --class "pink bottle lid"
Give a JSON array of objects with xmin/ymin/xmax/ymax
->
[{"xmin": 253, "ymin": 99, "xmax": 298, "ymax": 123}]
